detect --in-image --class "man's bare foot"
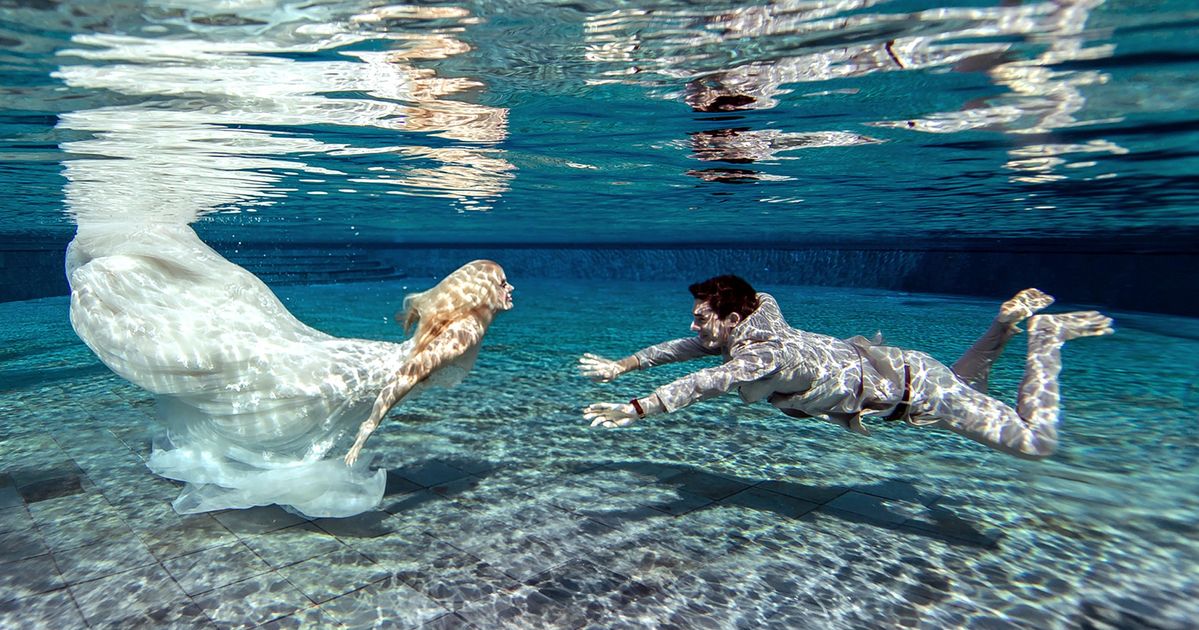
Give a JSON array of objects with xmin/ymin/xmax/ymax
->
[
  {"xmin": 999, "ymin": 288, "xmax": 1055, "ymax": 326},
  {"xmin": 1030, "ymin": 311, "xmax": 1114, "ymax": 341}
]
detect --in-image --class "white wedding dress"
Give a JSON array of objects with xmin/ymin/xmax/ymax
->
[
  {"xmin": 66, "ymin": 222, "xmax": 432, "ymax": 518},
  {"xmin": 54, "ymin": 10, "xmax": 484, "ymax": 519}
]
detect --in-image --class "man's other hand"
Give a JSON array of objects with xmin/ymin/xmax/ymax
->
[{"xmin": 584, "ymin": 402, "xmax": 639, "ymax": 428}]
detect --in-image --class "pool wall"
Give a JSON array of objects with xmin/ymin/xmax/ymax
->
[{"xmin": 3, "ymin": 234, "xmax": 1195, "ymax": 316}]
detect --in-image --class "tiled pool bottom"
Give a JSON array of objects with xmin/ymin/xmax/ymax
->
[{"xmin": 2, "ymin": 279, "xmax": 1197, "ymax": 628}]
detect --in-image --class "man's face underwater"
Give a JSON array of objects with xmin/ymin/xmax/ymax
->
[{"xmin": 691, "ymin": 300, "xmax": 737, "ymax": 349}]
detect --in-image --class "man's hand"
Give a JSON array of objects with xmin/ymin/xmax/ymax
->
[
  {"xmin": 584, "ymin": 402, "xmax": 639, "ymax": 428},
  {"xmin": 579, "ymin": 353, "xmax": 626, "ymax": 383}
]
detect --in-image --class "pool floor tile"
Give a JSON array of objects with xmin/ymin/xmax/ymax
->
[
  {"xmin": 0, "ymin": 486, "xmax": 22, "ymax": 510},
  {"xmin": 16, "ymin": 472, "xmax": 86, "ymax": 503},
  {"xmin": 822, "ymin": 490, "xmax": 926, "ymax": 527},
  {"xmin": 0, "ymin": 526, "xmax": 49, "ymax": 564},
  {"xmin": 753, "ymin": 479, "xmax": 851, "ymax": 505},
  {"xmin": 212, "ymin": 506, "xmax": 307, "ymax": 535},
  {"xmin": 26, "ymin": 490, "xmax": 112, "ymax": 525},
  {"xmin": 638, "ymin": 488, "xmax": 714, "ymax": 517},
  {"xmin": 899, "ymin": 511, "xmax": 1002, "ymax": 548},
  {"xmin": 380, "ymin": 488, "xmax": 454, "ymax": 517},
  {"xmin": 241, "ymin": 522, "xmax": 346, "ymax": 569},
  {"xmin": 519, "ymin": 558, "xmax": 658, "ymax": 628},
  {"xmin": 192, "ymin": 572, "xmax": 314, "ymax": 630},
  {"xmin": 35, "ymin": 511, "xmax": 138, "ymax": 554},
  {"xmin": 278, "ymin": 548, "xmax": 391, "ymax": 604},
  {"xmin": 649, "ymin": 505, "xmax": 782, "ymax": 561},
  {"xmin": 254, "ymin": 604, "xmax": 340, "ymax": 629},
  {"xmin": 7, "ymin": 457, "xmax": 81, "ymax": 490},
  {"xmin": 68, "ymin": 562, "xmax": 195, "ymax": 626},
  {"xmin": 0, "ymin": 587, "xmax": 87, "ymax": 628},
  {"xmin": 455, "ymin": 596, "xmax": 529, "ymax": 629},
  {"xmin": 91, "ymin": 600, "xmax": 215, "ymax": 629},
  {"xmin": 163, "ymin": 541, "xmax": 274, "ymax": 596},
  {"xmin": 420, "ymin": 612, "xmax": 478, "ymax": 630},
  {"xmin": 135, "ymin": 513, "xmax": 240, "ymax": 561},
  {"xmin": 383, "ymin": 540, "xmax": 521, "ymax": 610},
  {"xmin": 460, "ymin": 532, "xmax": 579, "ymax": 583},
  {"xmin": 717, "ymin": 485, "xmax": 819, "ymax": 519},
  {"xmin": 582, "ymin": 534, "xmax": 702, "ymax": 591},
  {"xmin": 596, "ymin": 461, "xmax": 690, "ymax": 485},
  {"xmin": 0, "ymin": 553, "xmax": 65, "ymax": 605},
  {"xmin": 313, "ymin": 510, "xmax": 395, "ymax": 539},
  {"xmin": 55, "ymin": 535, "xmax": 159, "ymax": 585},
  {"xmin": 391, "ymin": 460, "xmax": 474, "ymax": 488},
  {"xmin": 320, "ymin": 577, "xmax": 449, "ymax": 629},
  {"xmin": 658, "ymin": 470, "xmax": 752, "ymax": 501},
  {"xmin": 855, "ymin": 478, "xmax": 943, "ymax": 506},
  {"xmin": 455, "ymin": 581, "xmax": 594, "ymax": 629}
]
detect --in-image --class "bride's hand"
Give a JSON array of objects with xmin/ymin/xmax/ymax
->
[
  {"xmin": 579, "ymin": 353, "xmax": 624, "ymax": 383},
  {"xmin": 344, "ymin": 417, "xmax": 378, "ymax": 466},
  {"xmin": 344, "ymin": 444, "xmax": 365, "ymax": 467}
]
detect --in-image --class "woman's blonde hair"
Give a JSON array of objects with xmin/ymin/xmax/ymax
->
[{"xmin": 400, "ymin": 260, "xmax": 505, "ymax": 353}]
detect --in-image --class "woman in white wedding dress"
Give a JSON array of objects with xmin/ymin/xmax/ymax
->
[{"xmin": 66, "ymin": 222, "xmax": 513, "ymax": 518}]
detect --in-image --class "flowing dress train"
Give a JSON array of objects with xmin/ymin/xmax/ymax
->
[{"xmin": 66, "ymin": 223, "xmax": 429, "ymax": 517}]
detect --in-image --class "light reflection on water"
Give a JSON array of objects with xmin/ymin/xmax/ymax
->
[
  {"xmin": 585, "ymin": 0, "xmax": 1124, "ymax": 184},
  {"xmin": 53, "ymin": 3, "xmax": 511, "ymax": 225},
  {"xmin": 2, "ymin": 2, "xmax": 1197, "ymax": 626},
  {"xmin": 0, "ymin": 0, "xmax": 1193, "ymax": 241}
]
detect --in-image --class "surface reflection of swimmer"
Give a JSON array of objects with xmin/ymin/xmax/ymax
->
[
  {"xmin": 585, "ymin": 0, "xmax": 1095, "ymax": 180},
  {"xmin": 582, "ymin": 275, "xmax": 1112, "ymax": 460},
  {"xmin": 662, "ymin": 1, "xmax": 966, "ymax": 176},
  {"xmin": 685, "ymin": 76, "xmax": 772, "ymax": 182},
  {"xmin": 870, "ymin": 0, "xmax": 1120, "ymax": 180},
  {"xmin": 373, "ymin": 27, "xmax": 515, "ymax": 207},
  {"xmin": 684, "ymin": 76, "xmax": 881, "ymax": 182}
]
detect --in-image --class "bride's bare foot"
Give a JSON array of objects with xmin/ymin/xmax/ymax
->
[
  {"xmin": 998, "ymin": 288, "xmax": 1055, "ymax": 326},
  {"xmin": 1030, "ymin": 311, "xmax": 1114, "ymax": 341}
]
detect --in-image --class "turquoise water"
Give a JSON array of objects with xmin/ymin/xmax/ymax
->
[
  {"xmin": 3, "ymin": 0, "xmax": 1199, "ymax": 627},
  {"xmin": 1, "ymin": 0, "xmax": 1198, "ymax": 244},
  {"xmin": 3, "ymin": 279, "xmax": 1197, "ymax": 627}
]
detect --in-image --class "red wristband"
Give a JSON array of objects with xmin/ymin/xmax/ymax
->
[{"xmin": 630, "ymin": 398, "xmax": 645, "ymax": 418}]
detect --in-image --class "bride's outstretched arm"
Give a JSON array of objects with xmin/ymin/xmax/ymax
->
[{"xmin": 344, "ymin": 319, "xmax": 484, "ymax": 466}]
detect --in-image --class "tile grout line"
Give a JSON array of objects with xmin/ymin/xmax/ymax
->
[{"xmin": 42, "ymin": 431, "xmax": 223, "ymax": 627}]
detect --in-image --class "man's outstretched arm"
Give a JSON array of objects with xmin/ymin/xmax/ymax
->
[
  {"xmin": 578, "ymin": 353, "xmax": 641, "ymax": 383},
  {"xmin": 584, "ymin": 343, "xmax": 781, "ymax": 427},
  {"xmin": 584, "ymin": 394, "xmax": 666, "ymax": 428},
  {"xmin": 579, "ymin": 337, "xmax": 717, "ymax": 383}
]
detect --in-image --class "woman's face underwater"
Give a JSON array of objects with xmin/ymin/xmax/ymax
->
[
  {"xmin": 456, "ymin": 260, "xmax": 512, "ymax": 312},
  {"xmin": 496, "ymin": 273, "xmax": 514, "ymax": 311}
]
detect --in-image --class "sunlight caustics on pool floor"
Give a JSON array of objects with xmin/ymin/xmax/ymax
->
[{"xmin": 2, "ymin": 279, "xmax": 1196, "ymax": 628}]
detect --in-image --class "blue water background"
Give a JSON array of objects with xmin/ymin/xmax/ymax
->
[
  {"xmin": 2, "ymin": 0, "xmax": 1199, "ymax": 626},
  {"xmin": 3, "ymin": 279, "xmax": 1198, "ymax": 626},
  {"xmin": 1, "ymin": 0, "xmax": 1197, "ymax": 245}
]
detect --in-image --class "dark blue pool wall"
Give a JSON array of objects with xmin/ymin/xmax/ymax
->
[{"xmin": 3, "ymin": 233, "xmax": 1196, "ymax": 317}]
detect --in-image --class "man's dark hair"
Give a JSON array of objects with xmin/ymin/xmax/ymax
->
[{"xmin": 689, "ymin": 275, "xmax": 759, "ymax": 320}]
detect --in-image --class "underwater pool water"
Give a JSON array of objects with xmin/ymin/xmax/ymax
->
[
  {"xmin": 1, "ymin": 0, "xmax": 1198, "ymax": 245},
  {"xmin": 2, "ymin": 278, "xmax": 1196, "ymax": 627},
  {"xmin": 2, "ymin": 0, "xmax": 1199, "ymax": 627}
]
